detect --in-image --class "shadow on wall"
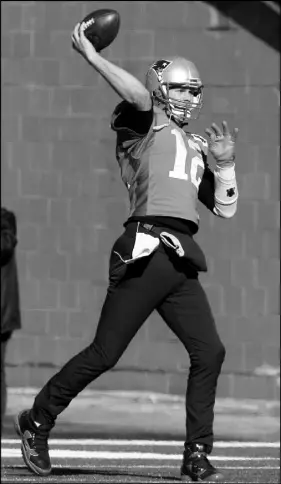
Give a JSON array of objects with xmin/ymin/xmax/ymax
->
[{"xmin": 203, "ymin": 0, "xmax": 280, "ymax": 52}]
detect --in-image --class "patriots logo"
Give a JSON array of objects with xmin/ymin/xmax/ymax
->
[
  {"xmin": 226, "ymin": 187, "xmax": 235, "ymax": 197},
  {"xmin": 151, "ymin": 59, "xmax": 172, "ymax": 81}
]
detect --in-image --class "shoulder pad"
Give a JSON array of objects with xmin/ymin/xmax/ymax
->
[
  {"xmin": 191, "ymin": 133, "xmax": 208, "ymax": 156},
  {"xmin": 191, "ymin": 133, "xmax": 208, "ymax": 146}
]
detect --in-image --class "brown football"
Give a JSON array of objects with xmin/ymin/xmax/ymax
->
[{"xmin": 81, "ymin": 9, "xmax": 120, "ymax": 52}]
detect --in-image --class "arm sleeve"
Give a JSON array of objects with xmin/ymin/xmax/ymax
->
[
  {"xmin": 111, "ymin": 100, "xmax": 154, "ymax": 142},
  {"xmin": 198, "ymin": 161, "xmax": 238, "ymax": 218},
  {"xmin": 212, "ymin": 164, "xmax": 238, "ymax": 218}
]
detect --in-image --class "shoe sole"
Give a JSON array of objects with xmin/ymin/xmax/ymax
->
[
  {"xmin": 14, "ymin": 411, "xmax": 52, "ymax": 477},
  {"xmin": 181, "ymin": 471, "xmax": 225, "ymax": 482}
]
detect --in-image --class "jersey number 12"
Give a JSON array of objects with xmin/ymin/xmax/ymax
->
[{"xmin": 169, "ymin": 129, "xmax": 204, "ymax": 190}]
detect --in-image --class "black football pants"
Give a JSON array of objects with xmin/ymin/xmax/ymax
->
[
  {"xmin": 1, "ymin": 331, "xmax": 13, "ymax": 431},
  {"xmin": 32, "ymin": 224, "xmax": 225, "ymax": 451}
]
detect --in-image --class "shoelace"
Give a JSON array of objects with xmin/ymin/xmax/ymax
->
[
  {"xmin": 188, "ymin": 451, "xmax": 207, "ymax": 459},
  {"xmin": 30, "ymin": 430, "xmax": 49, "ymax": 453}
]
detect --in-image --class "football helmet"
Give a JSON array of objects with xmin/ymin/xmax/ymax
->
[{"xmin": 145, "ymin": 57, "xmax": 203, "ymax": 124}]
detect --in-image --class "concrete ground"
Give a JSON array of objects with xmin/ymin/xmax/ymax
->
[{"xmin": 2, "ymin": 388, "xmax": 280, "ymax": 441}]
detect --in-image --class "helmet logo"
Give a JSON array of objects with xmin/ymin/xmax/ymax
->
[{"xmin": 151, "ymin": 59, "xmax": 172, "ymax": 82}]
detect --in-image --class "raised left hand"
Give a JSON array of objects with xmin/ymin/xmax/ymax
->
[{"xmin": 205, "ymin": 121, "xmax": 238, "ymax": 165}]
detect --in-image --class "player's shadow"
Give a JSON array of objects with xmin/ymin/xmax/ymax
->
[
  {"xmin": 4, "ymin": 465, "xmax": 181, "ymax": 481},
  {"xmin": 51, "ymin": 466, "xmax": 181, "ymax": 481}
]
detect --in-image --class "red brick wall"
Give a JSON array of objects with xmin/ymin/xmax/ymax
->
[{"xmin": 2, "ymin": 1, "xmax": 279, "ymax": 400}]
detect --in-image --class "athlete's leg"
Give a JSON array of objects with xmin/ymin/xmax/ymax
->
[
  {"xmin": 157, "ymin": 270, "xmax": 225, "ymax": 452},
  {"xmin": 32, "ymin": 244, "xmax": 181, "ymax": 426}
]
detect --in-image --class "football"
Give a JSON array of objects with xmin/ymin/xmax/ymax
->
[{"xmin": 81, "ymin": 9, "xmax": 120, "ymax": 52}]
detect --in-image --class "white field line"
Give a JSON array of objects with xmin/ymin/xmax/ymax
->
[
  {"xmin": 62, "ymin": 465, "xmax": 281, "ymax": 470},
  {"xmin": 1, "ymin": 449, "xmax": 279, "ymax": 460},
  {"xmin": 4, "ymin": 463, "xmax": 281, "ymax": 469},
  {"xmin": 1, "ymin": 439, "xmax": 280, "ymax": 447},
  {"xmin": 3, "ymin": 463, "xmax": 281, "ymax": 471}
]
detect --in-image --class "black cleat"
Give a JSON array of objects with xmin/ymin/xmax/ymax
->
[
  {"xmin": 181, "ymin": 443, "xmax": 225, "ymax": 482},
  {"xmin": 14, "ymin": 409, "xmax": 52, "ymax": 476}
]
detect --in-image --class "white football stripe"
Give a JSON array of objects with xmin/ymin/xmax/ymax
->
[
  {"xmin": 1, "ymin": 448, "xmax": 279, "ymax": 460},
  {"xmin": 51, "ymin": 464, "xmax": 281, "ymax": 470},
  {"xmin": 4, "ymin": 463, "xmax": 280, "ymax": 470},
  {"xmin": 2, "ymin": 438, "xmax": 280, "ymax": 447}
]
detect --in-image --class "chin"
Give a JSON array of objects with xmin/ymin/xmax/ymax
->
[{"xmin": 172, "ymin": 109, "xmax": 191, "ymax": 123}]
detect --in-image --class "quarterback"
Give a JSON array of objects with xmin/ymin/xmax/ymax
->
[{"xmin": 15, "ymin": 23, "xmax": 238, "ymax": 482}]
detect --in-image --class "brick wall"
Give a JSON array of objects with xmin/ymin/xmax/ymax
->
[{"xmin": 1, "ymin": 1, "xmax": 279, "ymax": 400}]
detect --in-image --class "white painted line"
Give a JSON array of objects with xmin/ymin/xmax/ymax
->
[
  {"xmin": 2, "ymin": 438, "xmax": 280, "ymax": 447},
  {"xmin": 1, "ymin": 448, "xmax": 279, "ymax": 460},
  {"xmin": 4, "ymin": 463, "xmax": 280, "ymax": 470},
  {"xmin": 43, "ymin": 464, "xmax": 281, "ymax": 470},
  {"xmin": 56, "ymin": 465, "xmax": 281, "ymax": 470}
]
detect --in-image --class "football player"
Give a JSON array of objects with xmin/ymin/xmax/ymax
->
[{"xmin": 14, "ymin": 23, "xmax": 238, "ymax": 482}]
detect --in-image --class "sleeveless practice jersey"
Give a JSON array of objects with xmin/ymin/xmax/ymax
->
[{"xmin": 111, "ymin": 101, "xmax": 213, "ymax": 228}]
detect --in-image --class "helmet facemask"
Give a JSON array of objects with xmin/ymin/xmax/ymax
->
[{"xmin": 154, "ymin": 82, "xmax": 203, "ymax": 125}]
